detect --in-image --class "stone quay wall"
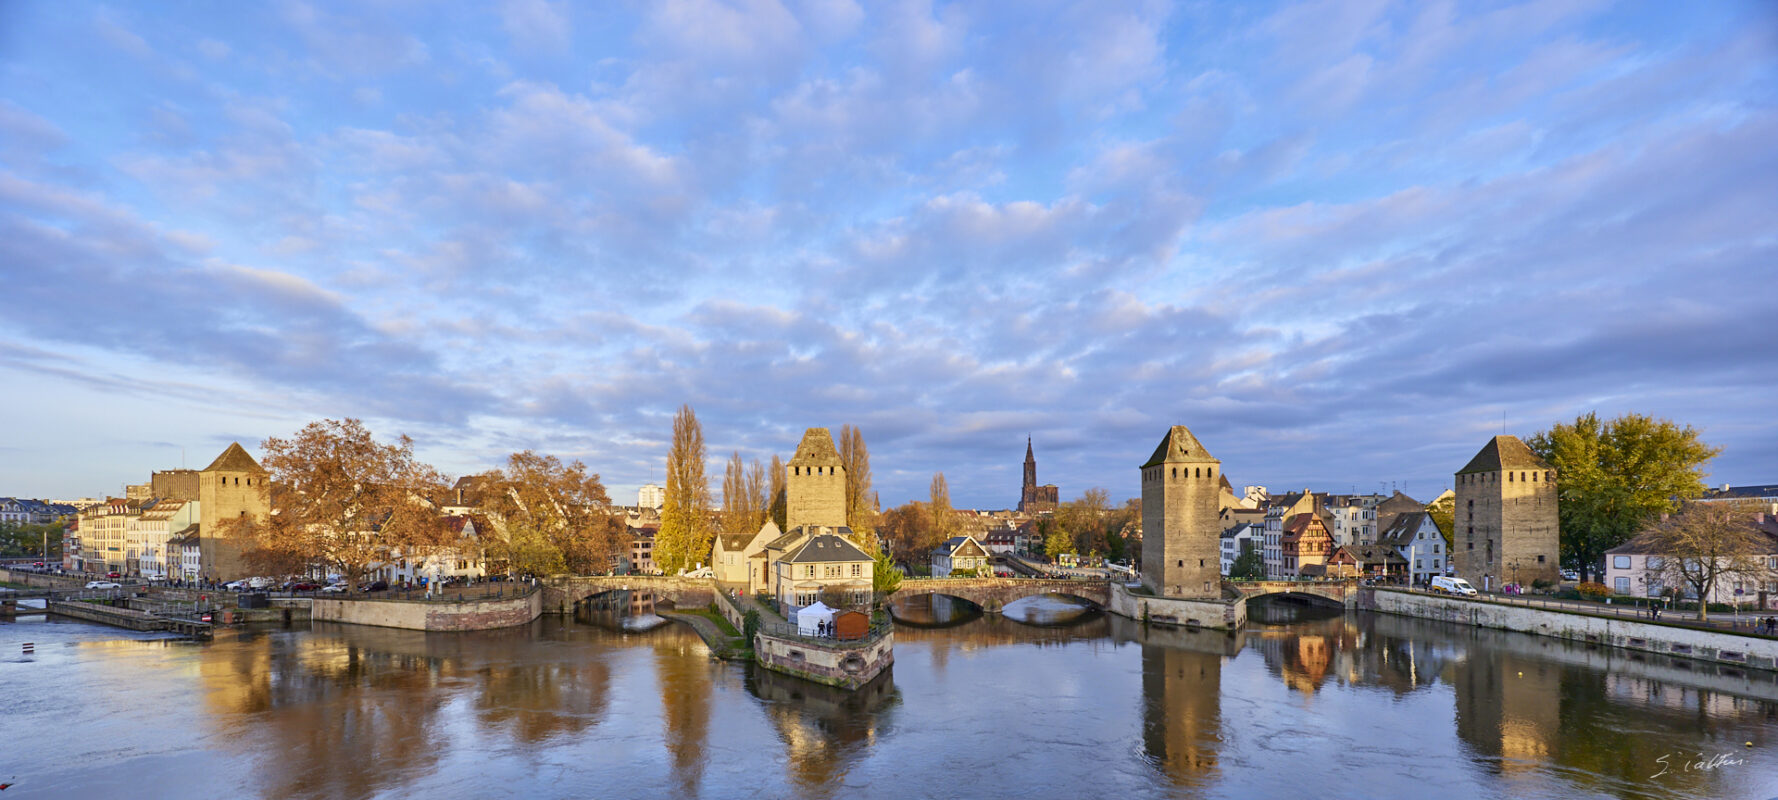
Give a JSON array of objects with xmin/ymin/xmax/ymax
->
[
  {"xmin": 1107, "ymin": 582, "xmax": 1246, "ymax": 630},
  {"xmin": 1365, "ymin": 588, "xmax": 1778, "ymax": 672},
  {"xmin": 755, "ymin": 629, "xmax": 894, "ymax": 690},
  {"xmin": 311, "ymin": 590, "xmax": 541, "ymax": 631}
]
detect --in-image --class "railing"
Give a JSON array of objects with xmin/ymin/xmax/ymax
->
[
  {"xmin": 1387, "ymin": 586, "xmax": 1778, "ymax": 639},
  {"xmin": 759, "ymin": 620, "xmax": 892, "ymax": 648}
]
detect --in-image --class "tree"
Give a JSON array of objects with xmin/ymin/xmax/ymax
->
[
  {"xmin": 1639, "ymin": 502, "xmax": 1769, "ymax": 621},
  {"xmin": 1057, "ymin": 488, "xmax": 1110, "ymax": 556},
  {"xmin": 246, "ymin": 418, "xmax": 450, "ymax": 585},
  {"xmin": 474, "ymin": 451, "xmax": 616, "ymax": 577},
  {"xmin": 871, "ymin": 546, "xmax": 902, "ymax": 602},
  {"xmin": 1042, "ymin": 518, "xmax": 1072, "ymax": 560},
  {"xmin": 929, "ymin": 473, "xmax": 954, "ymax": 549},
  {"xmin": 878, "ymin": 501, "xmax": 930, "ymax": 559},
  {"xmin": 1230, "ymin": 542, "xmax": 1266, "ymax": 579},
  {"xmin": 767, "ymin": 454, "xmax": 787, "ymax": 532},
  {"xmin": 1528, "ymin": 412, "xmax": 1721, "ymax": 581},
  {"xmin": 839, "ymin": 424, "xmax": 876, "ymax": 542},
  {"xmin": 1426, "ymin": 493, "xmax": 1455, "ymax": 553},
  {"xmin": 656, "ymin": 405, "xmax": 713, "ymax": 574},
  {"xmin": 745, "ymin": 458, "xmax": 767, "ymax": 531},
  {"xmin": 0, "ymin": 520, "xmax": 64, "ymax": 560}
]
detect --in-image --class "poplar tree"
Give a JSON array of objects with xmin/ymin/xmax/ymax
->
[
  {"xmin": 929, "ymin": 472, "xmax": 953, "ymax": 550},
  {"xmin": 657, "ymin": 405, "xmax": 712, "ymax": 574},
  {"xmin": 840, "ymin": 424, "xmax": 876, "ymax": 542},
  {"xmin": 767, "ymin": 454, "xmax": 787, "ymax": 531}
]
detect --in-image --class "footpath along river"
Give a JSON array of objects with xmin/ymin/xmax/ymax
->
[{"xmin": 2, "ymin": 595, "xmax": 1775, "ymax": 799}]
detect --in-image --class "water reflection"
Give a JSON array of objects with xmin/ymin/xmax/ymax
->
[
  {"xmin": 1127, "ymin": 620, "xmax": 1234, "ymax": 788},
  {"xmin": 747, "ymin": 666, "xmax": 899, "ymax": 797},
  {"xmin": 886, "ymin": 593, "xmax": 982, "ymax": 626},
  {"xmin": 577, "ymin": 589, "xmax": 671, "ymax": 630}
]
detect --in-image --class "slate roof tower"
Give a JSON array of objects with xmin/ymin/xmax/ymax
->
[{"xmin": 1140, "ymin": 425, "xmax": 1223, "ymax": 598}]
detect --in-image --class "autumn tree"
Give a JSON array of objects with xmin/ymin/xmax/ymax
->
[
  {"xmin": 656, "ymin": 405, "xmax": 713, "ymax": 574},
  {"xmin": 839, "ymin": 424, "xmax": 876, "ymax": 542},
  {"xmin": 1042, "ymin": 518, "xmax": 1073, "ymax": 560},
  {"xmin": 474, "ymin": 451, "xmax": 617, "ymax": 577},
  {"xmin": 721, "ymin": 452, "xmax": 771, "ymax": 534},
  {"xmin": 1640, "ymin": 502, "xmax": 1770, "ymax": 621},
  {"xmin": 1528, "ymin": 412, "xmax": 1721, "ymax": 581},
  {"xmin": 1426, "ymin": 493, "xmax": 1456, "ymax": 553},
  {"xmin": 878, "ymin": 501, "xmax": 930, "ymax": 560},
  {"xmin": 1057, "ymin": 488, "xmax": 1111, "ymax": 556},
  {"xmin": 746, "ymin": 458, "xmax": 767, "ymax": 531},
  {"xmin": 767, "ymin": 454, "xmax": 787, "ymax": 532},
  {"xmin": 928, "ymin": 473, "xmax": 954, "ymax": 551},
  {"xmin": 245, "ymin": 418, "xmax": 451, "ymax": 585}
]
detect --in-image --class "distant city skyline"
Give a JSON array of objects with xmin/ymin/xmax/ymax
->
[{"xmin": 3, "ymin": 1, "xmax": 1773, "ymax": 507}]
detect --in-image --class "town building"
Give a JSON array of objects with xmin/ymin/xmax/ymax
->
[
  {"xmin": 76, "ymin": 498, "xmax": 143, "ymax": 574},
  {"xmin": 1262, "ymin": 491, "xmax": 1320, "ymax": 578},
  {"xmin": 1453, "ymin": 435, "xmax": 1560, "ymax": 591},
  {"xmin": 128, "ymin": 499, "xmax": 199, "ymax": 579},
  {"xmin": 1139, "ymin": 425, "xmax": 1223, "ymax": 598},
  {"xmin": 1220, "ymin": 521, "xmax": 1263, "ymax": 576},
  {"xmin": 931, "ymin": 535, "xmax": 990, "ymax": 576},
  {"xmin": 1018, "ymin": 438, "xmax": 1060, "ymax": 513},
  {"xmin": 786, "ymin": 428, "xmax": 847, "ymax": 532},
  {"xmin": 773, "ymin": 529, "xmax": 874, "ymax": 609},
  {"xmin": 1376, "ymin": 508, "xmax": 1447, "ymax": 585},
  {"xmin": 1325, "ymin": 544, "xmax": 1408, "ymax": 580},
  {"xmin": 713, "ymin": 520, "xmax": 781, "ymax": 591},
  {"xmin": 637, "ymin": 483, "xmax": 664, "ymax": 510},
  {"xmin": 169, "ymin": 525, "xmax": 201, "ymax": 582},
  {"xmin": 1603, "ymin": 511, "xmax": 1778, "ymax": 605},
  {"xmin": 1280, "ymin": 513, "xmax": 1334, "ymax": 578}
]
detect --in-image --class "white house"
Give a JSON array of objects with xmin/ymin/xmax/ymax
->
[
  {"xmin": 1377, "ymin": 510, "xmax": 1447, "ymax": 585},
  {"xmin": 1220, "ymin": 522, "xmax": 1262, "ymax": 575},
  {"xmin": 931, "ymin": 535, "xmax": 990, "ymax": 576},
  {"xmin": 1604, "ymin": 513, "xmax": 1778, "ymax": 605}
]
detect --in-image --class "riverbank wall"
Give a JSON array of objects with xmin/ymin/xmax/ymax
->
[
  {"xmin": 310, "ymin": 590, "xmax": 542, "ymax": 631},
  {"xmin": 1364, "ymin": 588, "xmax": 1778, "ymax": 672},
  {"xmin": 1107, "ymin": 582, "xmax": 1246, "ymax": 630}
]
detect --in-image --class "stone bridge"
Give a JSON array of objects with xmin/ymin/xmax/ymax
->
[
  {"xmin": 890, "ymin": 577, "xmax": 1110, "ymax": 614},
  {"xmin": 542, "ymin": 575, "xmax": 716, "ymax": 615},
  {"xmin": 1226, "ymin": 579, "xmax": 1361, "ymax": 609}
]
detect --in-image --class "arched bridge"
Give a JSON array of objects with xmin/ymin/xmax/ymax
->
[
  {"xmin": 542, "ymin": 575, "xmax": 715, "ymax": 614},
  {"xmin": 1226, "ymin": 579, "xmax": 1360, "ymax": 609},
  {"xmin": 891, "ymin": 577, "xmax": 1110, "ymax": 613}
]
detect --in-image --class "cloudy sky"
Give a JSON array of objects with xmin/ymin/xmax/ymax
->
[{"xmin": 2, "ymin": 1, "xmax": 1773, "ymax": 508}]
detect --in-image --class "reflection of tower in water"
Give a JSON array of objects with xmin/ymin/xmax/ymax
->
[
  {"xmin": 1453, "ymin": 644, "xmax": 1559, "ymax": 775},
  {"xmin": 1139, "ymin": 628, "xmax": 1225, "ymax": 787}
]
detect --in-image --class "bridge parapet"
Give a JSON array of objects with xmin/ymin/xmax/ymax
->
[
  {"xmin": 543, "ymin": 575, "xmax": 716, "ymax": 614},
  {"xmin": 891, "ymin": 577, "xmax": 1110, "ymax": 613},
  {"xmin": 1225, "ymin": 579, "xmax": 1360, "ymax": 608}
]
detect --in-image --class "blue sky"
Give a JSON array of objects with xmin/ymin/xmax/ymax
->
[{"xmin": 3, "ymin": 0, "xmax": 1774, "ymax": 508}]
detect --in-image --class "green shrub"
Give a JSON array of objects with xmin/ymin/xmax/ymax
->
[
  {"xmin": 1531, "ymin": 578, "xmax": 1554, "ymax": 592},
  {"xmin": 742, "ymin": 609, "xmax": 760, "ymax": 644}
]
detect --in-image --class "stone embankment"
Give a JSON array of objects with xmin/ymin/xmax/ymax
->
[
  {"xmin": 310, "ymin": 589, "xmax": 542, "ymax": 631},
  {"xmin": 1364, "ymin": 588, "xmax": 1778, "ymax": 672}
]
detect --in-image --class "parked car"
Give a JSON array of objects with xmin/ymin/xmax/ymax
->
[
  {"xmin": 85, "ymin": 580, "xmax": 121, "ymax": 589},
  {"xmin": 360, "ymin": 580, "xmax": 389, "ymax": 592},
  {"xmin": 1561, "ymin": 569, "xmax": 1579, "ymax": 581},
  {"xmin": 287, "ymin": 582, "xmax": 320, "ymax": 592},
  {"xmin": 224, "ymin": 579, "xmax": 251, "ymax": 591},
  {"xmin": 106, "ymin": 571, "xmax": 121, "ymax": 579},
  {"xmin": 247, "ymin": 576, "xmax": 276, "ymax": 590},
  {"xmin": 320, "ymin": 582, "xmax": 349, "ymax": 594}
]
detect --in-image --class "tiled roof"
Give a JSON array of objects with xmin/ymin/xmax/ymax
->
[
  {"xmin": 1141, "ymin": 425, "xmax": 1219, "ymax": 468},
  {"xmin": 1456, "ymin": 435, "xmax": 1551, "ymax": 475},
  {"xmin": 788, "ymin": 428, "xmax": 842, "ymax": 466},
  {"xmin": 204, "ymin": 442, "xmax": 267, "ymax": 474},
  {"xmin": 783, "ymin": 532, "xmax": 872, "ymax": 563}
]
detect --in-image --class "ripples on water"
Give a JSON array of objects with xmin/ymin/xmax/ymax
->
[{"xmin": 3, "ymin": 597, "xmax": 1776, "ymax": 800}]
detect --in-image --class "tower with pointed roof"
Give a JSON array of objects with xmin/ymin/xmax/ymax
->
[
  {"xmin": 1140, "ymin": 425, "xmax": 1223, "ymax": 598},
  {"xmin": 1018, "ymin": 438, "xmax": 1059, "ymax": 512},
  {"xmin": 199, "ymin": 442, "xmax": 270, "ymax": 582},
  {"xmin": 786, "ymin": 428, "xmax": 848, "ymax": 533},
  {"xmin": 1452, "ymin": 435, "xmax": 1559, "ymax": 589}
]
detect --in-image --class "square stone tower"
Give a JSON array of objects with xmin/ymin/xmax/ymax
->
[
  {"xmin": 786, "ymin": 428, "xmax": 848, "ymax": 532},
  {"xmin": 1452, "ymin": 435, "xmax": 1559, "ymax": 590},
  {"xmin": 199, "ymin": 442, "xmax": 270, "ymax": 582},
  {"xmin": 1140, "ymin": 425, "xmax": 1223, "ymax": 598}
]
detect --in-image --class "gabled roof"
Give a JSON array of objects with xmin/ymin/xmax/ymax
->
[
  {"xmin": 1376, "ymin": 511, "xmax": 1434, "ymax": 547},
  {"xmin": 1456, "ymin": 435, "xmax": 1550, "ymax": 475},
  {"xmin": 1702, "ymin": 484, "xmax": 1778, "ymax": 500},
  {"xmin": 1282, "ymin": 513, "xmax": 1328, "ymax": 539},
  {"xmin": 938, "ymin": 535, "xmax": 988, "ymax": 558},
  {"xmin": 1375, "ymin": 491, "xmax": 1423, "ymax": 519},
  {"xmin": 783, "ymin": 532, "xmax": 873, "ymax": 563},
  {"xmin": 1141, "ymin": 425, "xmax": 1219, "ymax": 468},
  {"xmin": 788, "ymin": 428, "xmax": 842, "ymax": 467},
  {"xmin": 204, "ymin": 442, "xmax": 267, "ymax": 474},
  {"xmin": 1332, "ymin": 545, "xmax": 1407, "ymax": 566}
]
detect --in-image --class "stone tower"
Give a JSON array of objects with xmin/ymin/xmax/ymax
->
[
  {"xmin": 786, "ymin": 428, "xmax": 847, "ymax": 532},
  {"xmin": 1452, "ymin": 435, "xmax": 1559, "ymax": 590},
  {"xmin": 1140, "ymin": 425, "xmax": 1223, "ymax": 598},
  {"xmin": 1022, "ymin": 438, "xmax": 1037, "ymax": 506},
  {"xmin": 199, "ymin": 442, "xmax": 270, "ymax": 582}
]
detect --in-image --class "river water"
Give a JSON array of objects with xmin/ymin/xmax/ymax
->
[{"xmin": 2, "ymin": 596, "xmax": 1775, "ymax": 800}]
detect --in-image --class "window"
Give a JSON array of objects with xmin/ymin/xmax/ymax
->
[
  {"xmin": 1537, "ymin": 555, "xmax": 1545, "ymax": 563},
  {"xmin": 1613, "ymin": 556, "xmax": 1630, "ymax": 569},
  {"xmin": 1647, "ymin": 556, "xmax": 1663, "ymax": 569},
  {"xmin": 1613, "ymin": 577, "xmax": 1630, "ymax": 594}
]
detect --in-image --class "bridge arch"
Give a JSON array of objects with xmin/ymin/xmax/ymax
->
[{"xmin": 888, "ymin": 578, "xmax": 1111, "ymax": 616}]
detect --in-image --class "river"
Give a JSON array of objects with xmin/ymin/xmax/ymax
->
[{"xmin": 2, "ymin": 596, "xmax": 1774, "ymax": 799}]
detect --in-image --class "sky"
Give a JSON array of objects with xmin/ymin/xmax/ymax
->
[{"xmin": 2, "ymin": 0, "xmax": 1774, "ymax": 509}]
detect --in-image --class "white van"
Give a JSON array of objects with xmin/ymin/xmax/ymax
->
[{"xmin": 1431, "ymin": 576, "xmax": 1478, "ymax": 596}]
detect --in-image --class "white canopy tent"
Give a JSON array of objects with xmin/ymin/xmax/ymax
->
[{"xmin": 795, "ymin": 600, "xmax": 837, "ymax": 636}]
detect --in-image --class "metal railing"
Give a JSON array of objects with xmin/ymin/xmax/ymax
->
[{"xmin": 759, "ymin": 620, "xmax": 891, "ymax": 648}]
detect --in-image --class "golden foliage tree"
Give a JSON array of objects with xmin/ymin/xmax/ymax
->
[
  {"xmin": 657, "ymin": 405, "xmax": 712, "ymax": 574},
  {"xmin": 247, "ymin": 418, "xmax": 450, "ymax": 584},
  {"xmin": 928, "ymin": 472, "xmax": 954, "ymax": 551},
  {"xmin": 768, "ymin": 454, "xmax": 786, "ymax": 531},
  {"xmin": 721, "ymin": 451, "xmax": 771, "ymax": 534},
  {"xmin": 839, "ymin": 424, "xmax": 875, "ymax": 541},
  {"xmin": 473, "ymin": 451, "xmax": 617, "ymax": 577}
]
